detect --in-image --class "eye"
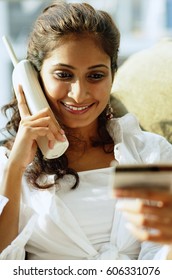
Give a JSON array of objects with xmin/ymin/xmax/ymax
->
[
  {"xmin": 54, "ymin": 71, "xmax": 73, "ymax": 80},
  {"xmin": 87, "ymin": 72, "xmax": 105, "ymax": 81}
]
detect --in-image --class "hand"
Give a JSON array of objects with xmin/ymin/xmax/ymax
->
[
  {"xmin": 9, "ymin": 86, "xmax": 66, "ymax": 169},
  {"xmin": 113, "ymin": 187, "xmax": 172, "ymax": 245}
]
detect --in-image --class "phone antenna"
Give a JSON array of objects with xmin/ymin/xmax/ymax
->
[{"xmin": 2, "ymin": 35, "xmax": 18, "ymax": 66}]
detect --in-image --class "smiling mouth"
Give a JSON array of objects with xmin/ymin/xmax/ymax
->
[{"xmin": 61, "ymin": 102, "xmax": 95, "ymax": 112}]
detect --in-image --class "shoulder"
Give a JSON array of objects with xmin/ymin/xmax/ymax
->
[
  {"xmin": 0, "ymin": 146, "xmax": 10, "ymax": 162},
  {"xmin": 107, "ymin": 113, "xmax": 172, "ymax": 163},
  {"xmin": 108, "ymin": 112, "xmax": 170, "ymax": 142},
  {"xmin": 107, "ymin": 113, "xmax": 142, "ymax": 143}
]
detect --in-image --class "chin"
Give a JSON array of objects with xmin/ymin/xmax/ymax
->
[
  {"xmin": 63, "ymin": 119, "xmax": 95, "ymax": 129},
  {"xmin": 64, "ymin": 123, "xmax": 87, "ymax": 129}
]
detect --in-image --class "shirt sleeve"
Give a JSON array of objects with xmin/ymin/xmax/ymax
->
[
  {"xmin": 0, "ymin": 146, "xmax": 37, "ymax": 260},
  {"xmin": 159, "ymin": 136, "xmax": 172, "ymax": 162},
  {"xmin": 138, "ymin": 241, "xmax": 171, "ymax": 260},
  {"xmin": 0, "ymin": 195, "xmax": 9, "ymax": 215},
  {"xmin": 0, "ymin": 202, "xmax": 37, "ymax": 260}
]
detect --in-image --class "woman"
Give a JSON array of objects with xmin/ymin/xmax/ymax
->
[{"xmin": 0, "ymin": 1, "xmax": 172, "ymax": 260}]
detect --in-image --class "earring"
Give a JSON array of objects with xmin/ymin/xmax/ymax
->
[{"xmin": 106, "ymin": 103, "xmax": 114, "ymax": 120}]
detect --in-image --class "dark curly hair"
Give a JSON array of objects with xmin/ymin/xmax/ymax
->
[{"xmin": 1, "ymin": 1, "xmax": 120, "ymax": 189}]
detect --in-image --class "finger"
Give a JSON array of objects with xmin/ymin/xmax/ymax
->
[
  {"xmin": 116, "ymin": 198, "xmax": 145, "ymax": 213},
  {"xmin": 114, "ymin": 187, "xmax": 172, "ymax": 204},
  {"xmin": 50, "ymin": 122, "xmax": 66, "ymax": 142},
  {"xmin": 124, "ymin": 211, "xmax": 172, "ymax": 229},
  {"xmin": 126, "ymin": 223, "xmax": 172, "ymax": 244},
  {"xmin": 117, "ymin": 198, "xmax": 172, "ymax": 220},
  {"xmin": 141, "ymin": 204, "xmax": 172, "ymax": 219},
  {"xmin": 19, "ymin": 118, "xmax": 64, "ymax": 149},
  {"xmin": 25, "ymin": 107, "xmax": 66, "ymax": 138},
  {"xmin": 17, "ymin": 85, "xmax": 31, "ymax": 118},
  {"xmin": 21, "ymin": 116, "xmax": 54, "ymax": 130},
  {"xmin": 19, "ymin": 120, "xmax": 56, "ymax": 141},
  {"xmin": 21, "ymin": 116, "xmax": 66, "ymax": 142},
  {"xmin": 42, "ymin": 114, "xmax": 66, "ymax": 141}
]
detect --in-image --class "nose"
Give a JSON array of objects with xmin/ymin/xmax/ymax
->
[{"xmin": 67, "ymin": 80, "xmax": 89, "ymax": 103}]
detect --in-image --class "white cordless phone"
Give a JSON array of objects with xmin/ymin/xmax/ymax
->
[{"xmin": 2, "ymin": 36, "xmax": 69, "ymax": 159}]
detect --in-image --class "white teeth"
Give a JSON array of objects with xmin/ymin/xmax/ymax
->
[{"xmin": 63, "ymin": 103, "xmax": 90, "ymax": 111}]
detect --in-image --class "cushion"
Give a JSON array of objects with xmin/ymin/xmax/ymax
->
[{"xmin": 111, "ymin": 38, "xmax": 172, "ymax": 143}]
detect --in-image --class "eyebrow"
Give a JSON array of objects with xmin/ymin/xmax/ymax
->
[
  {"xmin": 52, "ymin": 63, "xmax": 109, "ymax": 70},
  {"xmin": 88, "ymin": 64, "xmax": 109, "ymax": 70}
]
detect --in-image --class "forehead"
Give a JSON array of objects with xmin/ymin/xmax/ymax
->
[{"xmin": 44, "ymin": 36, "xmax": 110, "ymax": 67}]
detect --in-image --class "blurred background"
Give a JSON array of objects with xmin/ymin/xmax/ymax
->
[{"xmin": 0, "ymin": 0, "xmax": 172, "ymax": 140}]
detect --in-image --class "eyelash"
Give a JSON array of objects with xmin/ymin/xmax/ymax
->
[
  {"xmin": 54, "ymin": 71, "xmax": 105, "ymax": 81},
  {"xmin": 55, "ymin": 72, "xmax": 72, "ymax": 80},
  {"xmin": 87, "ymin": 73, "xmax": 105, "ymax": 80}
]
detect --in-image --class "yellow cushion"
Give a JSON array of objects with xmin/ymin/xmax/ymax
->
[{"xmin": 111, "ymin": 38, "xmax": 172, "ymax": 143}]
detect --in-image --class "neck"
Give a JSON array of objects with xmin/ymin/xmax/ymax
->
[{"xmin": 66, "ymin": 120, "xmax": 99, "ymax": 146}]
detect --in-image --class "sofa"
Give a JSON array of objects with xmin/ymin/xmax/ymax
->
[{"xmin": 111, "ymin": 38, "xmax": 172, "ymax": 143}]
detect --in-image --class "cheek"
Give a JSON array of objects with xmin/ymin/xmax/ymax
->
[
  {"xmin": 44, "ymin": 82, "xmax": 67, "ymax": 101},
  {"xmin": 95, "ymin": 82, "xmax": 111, "ymax": 103},
  {"xmin": 41, "ymin": 70, "xmax": 69, "ymax": 101}
]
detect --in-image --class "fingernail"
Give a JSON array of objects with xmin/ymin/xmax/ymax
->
[
  {"xmin": 49, "ymin": 140, "xmax": 55, "ymax": 149},
  {"xmin": 60, "ymin": 129, "xmax": 65, "ymax": 135}
]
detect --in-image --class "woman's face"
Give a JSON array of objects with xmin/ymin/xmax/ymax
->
[{"xmin": 40, "ymin": 36, "xmax": 112, "ymax": 129}]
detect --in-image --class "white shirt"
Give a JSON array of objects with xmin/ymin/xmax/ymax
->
[{"xmin": 0, "ymin": 113, "xmax": 172, "ymax": 260}]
